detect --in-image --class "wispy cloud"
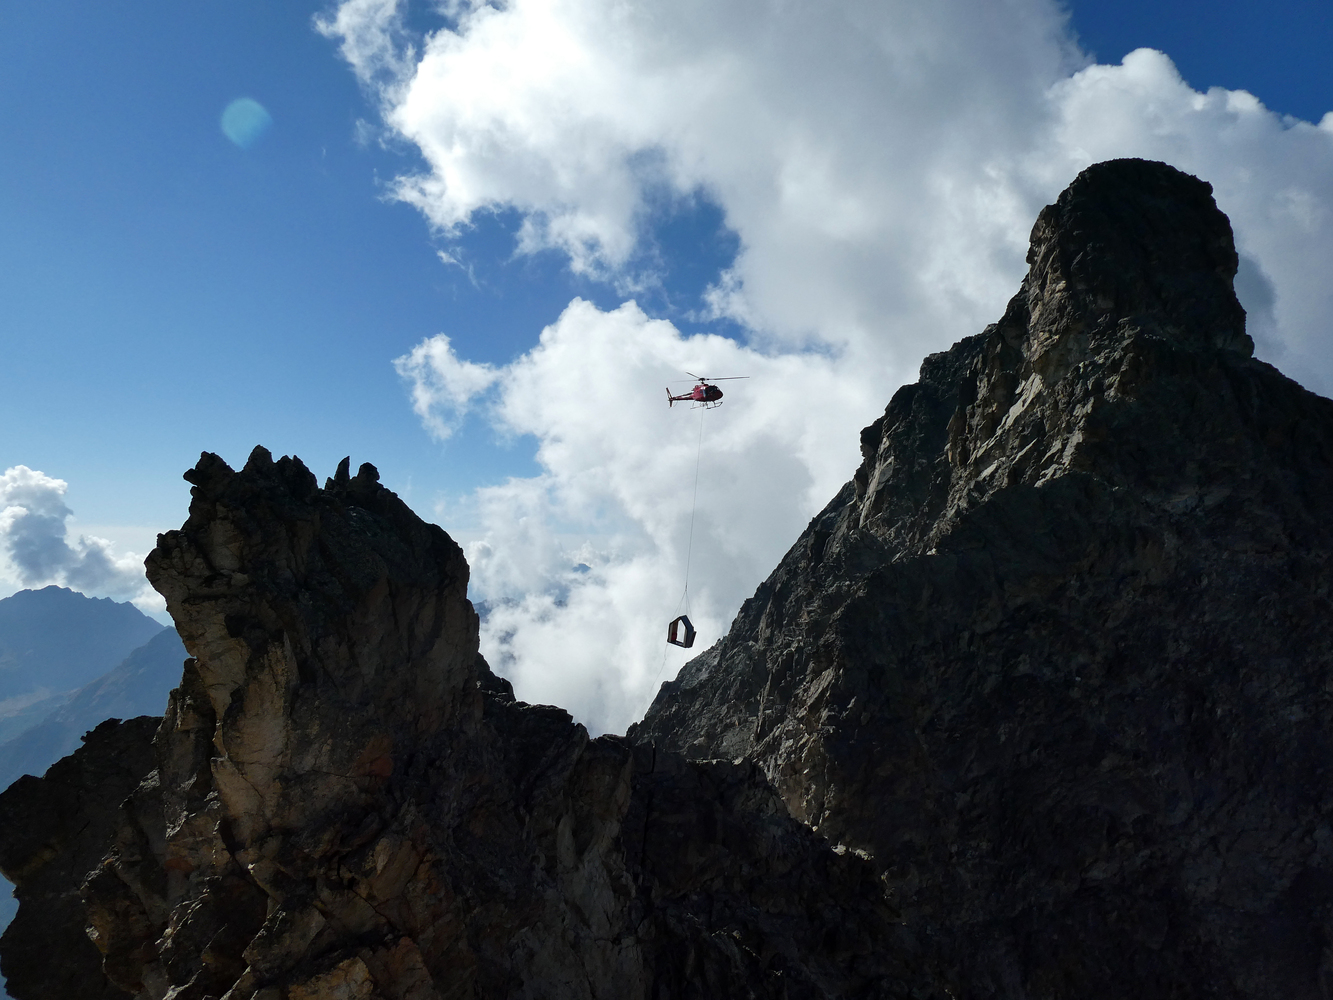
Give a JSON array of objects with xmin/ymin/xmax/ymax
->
[{"xmin": 394, "ymin": 333, "xmax": 501, "ymax": 439}]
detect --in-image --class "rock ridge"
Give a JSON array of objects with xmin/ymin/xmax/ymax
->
[
  {"xmin": 633, "ymin": 158, "xmax": 1333, "ymax": 997},
  {"xmin": 1, "ymin": 447, "xmax": 917, "ymax": 1000}
]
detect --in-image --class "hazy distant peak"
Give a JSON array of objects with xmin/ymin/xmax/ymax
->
[{"xmin": 0, "ymin": 586, "xmax": 164, "ymax": 702}]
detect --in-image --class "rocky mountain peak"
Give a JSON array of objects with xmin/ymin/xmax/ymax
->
[
  {"xmin": 1014, "ymin": 158, "xmax": 1252, "ymax": 366},
  {"xmin": 853, "ymin": 160, "xmax": 1284, "ymax": 558},
  {"xmin": 636, "ymin": 158, "xmax": 1333, "ymax": 996},
  {"xmin": 2, "ymin": 448, "xmax": 915, "ymax": 1000},
  {"xmin": 149, "ymin": 445, "xmax": 481, "ymax": 849}
]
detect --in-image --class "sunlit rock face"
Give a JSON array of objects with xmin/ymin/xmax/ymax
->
[
  {"xmin": 634, "ymin": 159, "xmax": 1333, "ymax": 997},
  {"xmin": 1, "ymin": 449, "xmax": 911, "ymax": 1000},
  {"xmin": 4, "ymin": 158, "xmax": 1332, "ymax": 1000}
]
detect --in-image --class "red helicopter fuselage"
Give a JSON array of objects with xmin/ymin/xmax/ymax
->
[{"xmin": 666, "ymin": 383, "xmax": 724, "ymax": 406}]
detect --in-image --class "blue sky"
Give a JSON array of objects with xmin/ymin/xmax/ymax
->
[
  {"xmin": 3, "ymin": 2, "xmax": 550, "ymax": 524},
  {"xmin": 0, "ymin": 0, "xmax": 746, "ymax": 531},
  {"xmin": 1071, "ymin": 0, "xmax": 1332, "ymax": 122},
  {"xmin": 2, "ymin": 0, "xmax": 1332, "ymax": 727}
]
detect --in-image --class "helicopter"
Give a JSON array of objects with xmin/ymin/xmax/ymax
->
[{"xmin": 666, "ymin": 372, "xmax": 749, "ymax": 409}]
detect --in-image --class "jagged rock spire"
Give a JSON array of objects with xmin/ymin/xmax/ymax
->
[
  {"xmin": 636, "ymin": 158, "xmax": 1333, "ymax": 998},
  {"xmin": 1015, "ymin": 158, "xmax": 1252, "ymax": 360}
]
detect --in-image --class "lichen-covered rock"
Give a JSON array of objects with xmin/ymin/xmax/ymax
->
[
  {"xmin": 3, "ymin": 448, "xmax": 916, "ymax": 1000},
  {"xmin": 633, "ymin": 159, "xmax": 1333, "ymax": 997}
]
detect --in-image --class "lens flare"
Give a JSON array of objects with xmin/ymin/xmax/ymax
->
[{"xmin": 220, "ymin": 98, "xmax": 273, "ymax": 149}]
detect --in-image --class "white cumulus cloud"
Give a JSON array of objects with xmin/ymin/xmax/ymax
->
[
  {"xmin": 430, "ymin": 300, "xmax": 875, "ymax": 730},
  {"xmin": 0, "ymin": 466, "xmax": 161, "ymax": 614},
  {"xmin": 326, "ymin": 0, "xmax": 1333, "ymax": 732}
]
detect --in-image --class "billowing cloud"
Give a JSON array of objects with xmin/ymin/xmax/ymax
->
[
  {"xmin": 325, "ymin": 0, "xmax": 1333, "ymax": 732},
  {"xmin": 0, "ymin": 466, "xmax": 160, "ymax": 613},
  {"xmin": 424, "ymin": 301, "xmax": 876, "ymax": 729}
]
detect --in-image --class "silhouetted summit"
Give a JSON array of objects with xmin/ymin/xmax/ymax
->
[{"xmin": 635, "ymin": 158, "xmax": 1333, "ymax": 996}]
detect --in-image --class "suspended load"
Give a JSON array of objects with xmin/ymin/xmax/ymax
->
[
  {"xmin": 667, "ymin": 615, "xmax": 696, "ymax": 648},
  {"xmin": 659, "ymin": 372, "xmax": 748, "ymax": 652}
]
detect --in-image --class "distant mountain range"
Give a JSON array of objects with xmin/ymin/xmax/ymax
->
[
  {"xmin": 0, "ymin": 587, "xmax": 164, "ymax": 744},
  {"xmin": 0, "ymin": 627, "xmax": 185, "ymax": 791},
  {"xmin": 0, "ymin": 588, "xmax": 184, "ymax": 1000}
]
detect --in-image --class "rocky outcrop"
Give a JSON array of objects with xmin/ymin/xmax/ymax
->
[
  {"xmin": 633, "ymin": 159, "xmax": 1333, "ymax": 997},
  {"xmin": 0, "ymin": 716, "xmax": 161, "ymax": 999},
  {"xmin": 2, "ymin": 451, "xmax": 915, "ymax": 1000}
]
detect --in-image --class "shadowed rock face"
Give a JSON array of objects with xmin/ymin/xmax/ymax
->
[
  {"xmin": 633, "ymin": 159, "xmax": 1333, "ymax": 997},
  {"xmin": 1, "ymin": 450, "xmax": 913, "ymax": 1000},
  {"xmin": 3, "ymin": 157, "xmax": 1331, "ymax": 1000},
  {"xmin": 0, "ymin": 717, "xmax": 160, "ymax": 1000}
]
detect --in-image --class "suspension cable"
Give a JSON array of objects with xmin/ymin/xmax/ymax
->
[
  {"xmin": 637, "ymin": 405, "xmax": 708, "ymax": 722},
  {"xmin": 679, "ymin": 405, "xmax": 706, "ymax": 616}
]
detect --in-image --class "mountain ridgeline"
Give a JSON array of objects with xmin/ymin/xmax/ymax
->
[
  {"xmin": 631, "ymin": 157, "xmax": 1333, "ymax": 993},
  {"xmin": 0, "ymin": 627, "xmax": 186, "ymax": 792},
  {"xmin": 2, "ymin": 159, "xmax": 1331, "ymax": 999},
  {"xmin": 0, "ymin": 587, "xmax": 164, "ymax": 744}
]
